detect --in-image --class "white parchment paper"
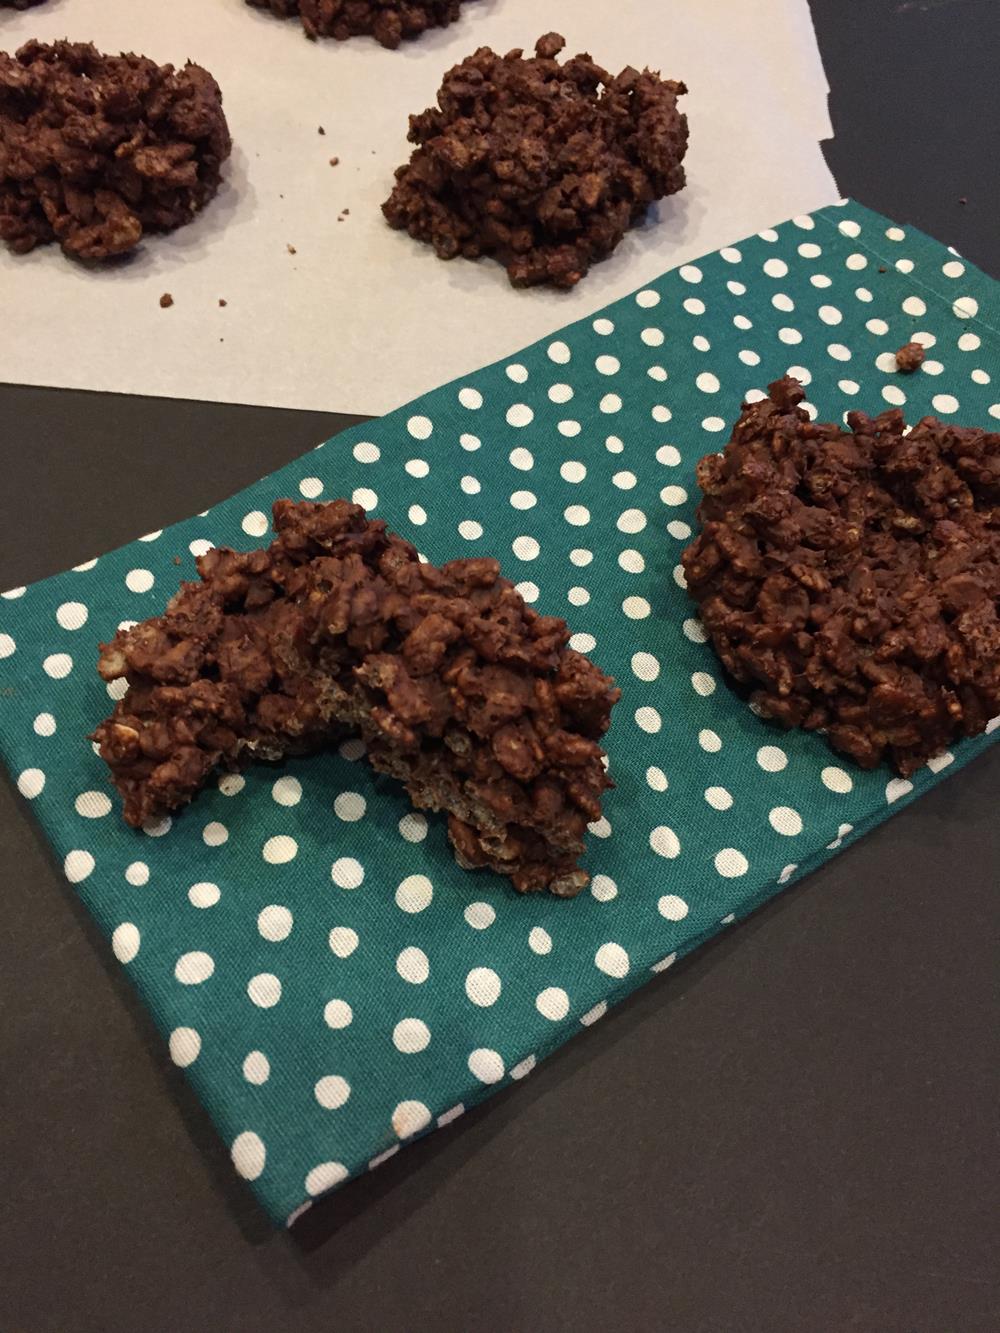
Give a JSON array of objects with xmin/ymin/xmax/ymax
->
[{"xmin": 0, "ymin": 0, "xmax": 838, "ymax": 414}]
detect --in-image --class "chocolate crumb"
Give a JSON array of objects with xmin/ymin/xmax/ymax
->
[
  {"xmin": 287, "ymin": 243, "xmax": 297, "ymax": 254},
  {"xmin": 878, "ymin": 266, "xmax": 887, "ymax": 273},
  {"xmin": 218, "ymin": 298, "xmax": 227, "ymax": 307},
  {"xmin": 91, "ymin": 499, "xmax": 620, "ymax": 896},
  {"xmin": 959, "ymin": 196, "xmax": 968, "ymax": 205},
  {"xmin": 894, "ymin": 341, "xmax": 925, "ymax": 373},
  {"xmin": 173, "ymin": 556, "xmax": 182, "ymax": 566},
  {"xmin": 246, "ymin": 0, "xmax": 469, "ymax": 48},
  {"xmin": 318, "ymin": 125, "xmax": 325, "ymax": 135},
  {"xmin": 159, "ymin": 292, "xmax": 174, "ymax": 308},
  {"xmin": 0, "ymin": 40, "xmax": 231, "ymax": 260},
  {"xmin": 382, "ymin": 33, "xmax": 688, "ymax": 289},
  {"xmin": 682, "ymin": 376, "xmax": 1000, "ymax": 777},
  {"xmin": 329, "ymin": 156, "xmax": 339, "ymax": 167}
]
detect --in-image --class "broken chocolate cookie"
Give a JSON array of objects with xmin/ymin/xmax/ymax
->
[
  {"xmin": 92, "ymin": 500, "xmax": 620, "ymax": 896},
  {"xmin": 382, "ymin": 33, "xmax": 688, "ymax": 289},
  {"xmin": 682, "ymin": 377, "xmax": 1000, "ymax": 776},
  {"xmin": 0, "ymin": 40, "xmax": 231, "ymax": 260},
  {"xmin": 246, "ymin": 0, "xmax": 468, "ymax": 49}
]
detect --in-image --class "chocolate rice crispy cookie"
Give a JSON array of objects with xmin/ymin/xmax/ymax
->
[
  {"xmin": 245, "ymin": 0, "xmax": 468, "ymax": 49},
  {"xmin": 92, "ymin": 500, "xmax": 620, "ymax": 896},
  {"xmin": 382, "ymin": 32, "xmax": 688, "ymax": 289},
  {"xmin": 0, "ymin": 40, "xmax": 231, "ymax": 260},
  {"xmin": 682, "ymin": 377, "xmax": 1000, "ymax": 776}
]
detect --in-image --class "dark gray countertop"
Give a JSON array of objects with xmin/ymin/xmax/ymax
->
[{"xmin": 2, "ymin": 2, "xmax": 998, "ymax": 1328}]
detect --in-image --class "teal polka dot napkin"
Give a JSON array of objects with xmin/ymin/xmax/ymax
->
[{"xmin": 2, "ymin": 201, "xmax": 998, "ymax": 1226}]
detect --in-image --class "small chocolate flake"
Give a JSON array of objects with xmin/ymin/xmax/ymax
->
[{"xmin": 159, "ymin": 292, "xmax": 174, "ymax": 308}]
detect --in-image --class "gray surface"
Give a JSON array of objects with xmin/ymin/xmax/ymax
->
[{"xmin": 2, "ymin": 1, "xmax": 1000, "ymax": 1328}]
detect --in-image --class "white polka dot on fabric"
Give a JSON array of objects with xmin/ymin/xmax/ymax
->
[
  {"xmin": 396, "ymin": 946, "xmax": 430, "ymax": 984},
  {"xmin": 635, "ymin": 290, "xmax": 660, "ymax": 309},
  {"xmin": 464, "ymin": 901, "xmax": 496, "ymax": 930},
  {"xmin": 56, "ymin": 601, "xmax": 88, "ymax": 631},
  {"xmin": 594, "ymin": 942, "xmax": 629, "ymax": 978},
  {"xmin": 529, "ymin": 927, "xmax": 552, "ymax": 955},
  {"xmin": 231, "ymin": 1132, "xmax": 266, "ymax": 1181},
  {"xmin": 691, "ymin": 671, "xmax": 716, "ymax": 696},
  {"xmin": 329, "ymin": 858, "xmax": 365, "ymax": 890},
  {"xmin": 701, "ymin": 416, "xmax": 727, "ymax": 432},
  {"xmin": 649, "ymin": 825, "xmax": 680, "ymax": 859},
  {"xmin": 822, "ymin": 766, "xmax": 853, "ymax": 793},
  {"xmin": 756, "ymin": 745, "xmax": 788, "ymax": 772},
  {"xmin": 305, "ymin": 1161, "xmax": 349, "ymax": 1196},
  {"xmin": 353, "ymin": 442, "xmax": 380, "ymax": 463},
  {"xmin": 258, "ymin": 905, "xmax": 293, "ymax": 941},
  {"xmin": 315, "ymin": 1075, "xmax": 351, "ymax": 1109},
  {"xmin": 169, "ymin": 1027, "xmax": 201, "ymax": 1068},
  {"xmin": 43, "ymin": 653, "xmax": 72, "ymax": 679},
  {"xmin": 622, "ymin": 596, "xmax": 651, "ymax": 619},
  {"xmin": 396, "ymin": 812, "xmax": 427, "ymax": 845},
  {"xmin": 631, "ymin": 651, "xmax": 660, "ymax": 681},
  {"xmin": 243, "ymin": 1049, "xmax": 271, "ymax": 1082},
  {"xmin": 405, "ymin": 458, "xmax": 430, "ymax": 479},
  {"xmin": 595, "ymin": 355, "xmax": 620, "ymax": 375},
  {"xmin": 64, "ymin": 849, "xmax": 94, "ymax": 882},
  {"xmin": 882, "ymin": 385, "xmax": 907, "ymax": 406},
  {"xmin": 769, "ymin": 806, "xmax": 804, "ymax": 836},
  {"xmin": 458, "ymin": 520, "xmax": 483, "ymax": 540},
  {"xmin": 515, "ymin": 581, "xmax": 539, "ymax": 603},
  {"xmin": 733, "ymin": 314, "xmax": 753, "ymax": 331},
  {"xmin": 588, "ymin": 816, "xmax": 612, "ymax": 839},
  {"xmin": 323, "ymin": 998, "xmax": 353, "ymax": 1032},
  {"xmin": 567, "ymin": 586, "xmax": 590, "ymax": 607},
  {"xmin": 176, "ymin": 951, "xmax": 214, "ymax": 984},
  {"xmin": 560, "ymin": 460, "xmax": 586, "ymax": 483},
  {"xmin": 271, "ymin": 776, "xmax": 301, "ymax": 806},
  {"xmin": 558, "ymin": 420, "xmax": 582, "ymax": 438},
  {"xmin": 661, "ymin": 485, "xmax": 688, "ymax": 506},
  {"xmin": 646, "ymin": 766, "xmax": 668, "ymax": 792},
  {"xmin": 393, "ymin": 1019, "xmax": 431, "ymax": 1054},
  {"xmin": 506, "ymin": 404, "xmax": 533, "ymax": 428},
  {"xmin": 570, "ymin": 548, "xmax": 593, "ymax": 566},
  {"xmin": 818, "ymin": 305, "xmax": 843, "ymax": 325},
  {"xmin": 763, "ymin": 257, "xmax": 788, "ymax": 278},
  {"xmin": 932, "ymin": 394, "xmax": 959, "ymax": 414},
  {"xmin": 241, "ymin": 511, "xmax": 269, "ymax": 538},
  {"xmin": 942, "ymin": 260, "xmax": 965, "ymax": 278},
  {"xmin": 696, "ymin": 372, "xmax": 720, "ymax": 394},
  {"xmin": 460, "ymin": 434, "xmax": 481, "ymax": 452},
  {"xmin": 17, "ymin": 768, "xmax": 45, "ymax": 799},
  {"xmin": 758, "ymin": 228, "xmax": 779, "ymax": 242},
  {"xmin": 739, "ymin": 349, "xmax": 761, "ymax": 366},
  {"xmin": 407, "ymin": 415, "xmax": 433, "ymax": 440},
  {"xmin": 125, "ymin": 861, "xmax": 149, "ymax": 886},
  {"xmin": 867, "ymin": 318, "xmax": 889, "ymax": 336},
  {"xmin": 593, "ymin": 318, "xmax": 615, "ymax": 335},
  {"xmin": 262, "ymin": 834, "xmax": 296, "ymax": 863},
  {"xmin": 952, "ymin": 296, "xmax": 979, "ymax": 319},
  {"xmin": 509, "ymin": 447, "xmax": 534, "ymax": 470},
  {"xmin": 958, "ymin": 332, "xmax": 981, "ymax": 351},
  {"xmin": 299, "ymin": 477, "xmax": 323, "ymax": 499},
  {"xmin": 506, "ymin": 363, "xmax": 529, "ymax": 384},
  {"xmin": 458, "ymin": 387, "xmax": 482, "ymax": 410},
  {"xmin": 721, "ymin": 245, "xmax": 743, "ymax": 261},
  {"xmin": 715, "ymin": 848, "xmax": 749, "ymax": 878},
  {"xmin": 845, "ymin": 252, "xmax": 867, "ymax": 271},
  {"xmin": 188, "ymin": 881, "xmax": 220, "ymax": 908},
  {"xmin": 512, "ymin": 536, "xmax": 540, "ymax": 560},
  {"xmin": 217, "ymin": 774, "xmax": 245, "ymax": 797},
  {"xmin": 699, "ymin": 728, "xmax": 721, "ymax": 752},
  {"xmin": 112, "ymin": 923, "xmax": 141, "ymax": 964},
  {"xmin": 468, "ymin": 1049, "xmax": 506, "ymax": 1084},
  {"xmin": 334, "ymin": 791, "xmax": 366, "ymax": 821},
  {"xmin": 33, "ymin": 713, "xmax": 56, "ymax": 736},
  {"xmin": 202, "ymin": 820, "xmax": 227, "ymax": 846},
  {"xmin": 705, "ymin": 786, "xmax": 733, "ymax": 811},
  {"xmin": 548, "ymin": 382, "xmax": 574, "ymax": 404},
  {"xmin": 635, "ymin": 706, "xmax": 662, "ymax": 733},
  {"xmin": 657, "ymin": 894, "xmax": 689, "ymax": 921},
  {"xmin": 641, "ymin": 327, "xmax": 665, "ymax": 347},
  {"xmin": 564, "ymin": 505, "xmax": 589, "ymax": 526},
  {"xmin": 876, "ymin": 352, "xmax": 901, "ymax": 373},
  {"xmin": 600, "ymin": 393, "xmax": 623, "ymax": 413},
  {"xmin": 619, "ymin": 549, "xmax": 645, "ymax": 574},
  {"xmin": 902, "ymin": 295, "xmax": 926, "ymax": 317},
  {"xmin": 247, "ymin": 972, "xmax": 282, "ymax": 1006},
  {"xmin": 569, "ymin": 632, "xmax": 596, "ymax": 652},
  {"xmin": 396, "ymin": 874, "xmax": 433, "ymax": 913},
  {"xmin": 1, "ymin": 586, "xmax": 25, "ymax": 599},
  {"xmin": 591, "ymin": 874, "xmax": 618, "ymax": 902},
  {"xmin": 536, "ymin": 987, "xmax": 570, "ymax": 1021},
  {"xmin": 683, "ymin": 298, "xmax": 706, "ymax": 316},
  {"xmin": 798, "ymin": 242, "xmax": 822, "ymax": 259},
  {"xmin": 617, "ymin": 508, "xmax": 646, "ymax": 534},
  {"xmin": 352, "ymin": 488, "xmax": 378, "ymax": 510},
  {"xmin": 73, "ymin": 783, "xmax": 110, "ymax": 815},
  {"xmin": 465, "ymin": 967, "xmax": 501, "ymax": 1007}
]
